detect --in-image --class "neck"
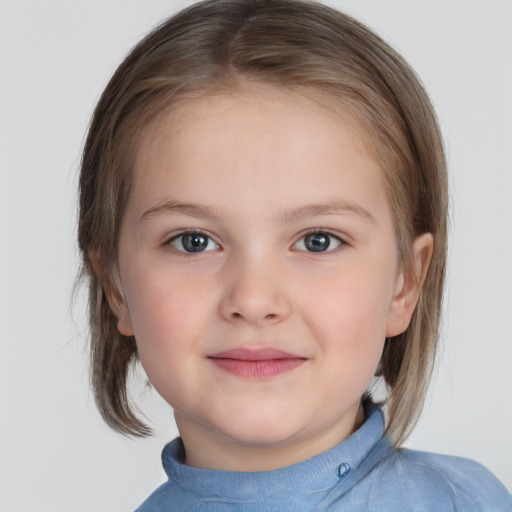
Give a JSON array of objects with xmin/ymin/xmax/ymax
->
[{"xmin": 175, "ymin": 404, "xmax": 365, "ymax": 472}]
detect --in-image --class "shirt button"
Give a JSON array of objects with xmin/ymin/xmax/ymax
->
[{"xmin": 336, "ymin": 462, "xmax": 351, "ymax": 478}]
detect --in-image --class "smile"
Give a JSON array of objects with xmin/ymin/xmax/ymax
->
[{"xmin": 207, "ymin": 348, "xmax": 307, "ymax": 379}]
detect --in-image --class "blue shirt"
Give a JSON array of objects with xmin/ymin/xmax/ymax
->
[{"xmin": 136, "ymin": 403, "xmax": 511, "ymax": 511}]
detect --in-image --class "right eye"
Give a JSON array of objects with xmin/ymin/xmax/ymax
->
[{"xmin": 168, "ymin": 231, "xmax": 219, "ymax": 253}]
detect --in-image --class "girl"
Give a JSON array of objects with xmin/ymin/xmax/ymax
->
[{"xmin": 78, "ymin": 0, "xmax": 511, "ymax": 510}]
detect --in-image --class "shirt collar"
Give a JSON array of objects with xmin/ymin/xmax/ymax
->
[{"xmin": 161, "ymin": 401, "xmax": 393, "ymax": 503}]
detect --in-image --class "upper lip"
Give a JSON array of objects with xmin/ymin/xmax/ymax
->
[{"xmin": 207, "ymin": 347, "xmax": 305, "ymax": 361}]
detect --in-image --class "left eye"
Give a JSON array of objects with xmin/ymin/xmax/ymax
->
[
  {"xmin": 294, "ymin": 231, "xmax": 344, "ymax": 253},
  {"xmin": 168, "ymin": 232, "xmax": 219, "ymax": 253}
]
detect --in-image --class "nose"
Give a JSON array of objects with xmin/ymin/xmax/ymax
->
[{"xmin": 219, "ymin": 256, "xmax": 292, "ymax": 325}]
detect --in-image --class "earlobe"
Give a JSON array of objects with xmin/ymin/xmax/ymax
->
[
  {"xmin": 117, "ymin": 319, "xmax": 134, "ymax": 337},
  {"xmin": 115, "ymin": 301, "xmax": 135, "ymax": 337},
  {"xmin": 88, "ymin": 251, "xmax": 135, "ymax": 337},
  {"xmin": 386, "ymin": 233, "xmax": 433, "ymax": 337}
]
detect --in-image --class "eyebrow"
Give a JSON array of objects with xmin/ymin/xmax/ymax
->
[
  {"xmin": 278, "ymin": 200, "xmax": 375, "ymax": 224},
  {"xmin": 141, "ymin": 200, "xmax": 223, "ymax": 222},
  {"xmin": 141, "ymin": 198, "xmax": 375, "ymax": 224}
]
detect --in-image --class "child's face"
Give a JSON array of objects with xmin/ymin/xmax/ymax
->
[{"xmin": 114, "ymin": 86, "xmax": 417, "ymax": 470}]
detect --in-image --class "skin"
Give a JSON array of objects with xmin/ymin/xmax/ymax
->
[{"xmin": 106, "ymin": 86, "xmax": 432, "ymax": 472}]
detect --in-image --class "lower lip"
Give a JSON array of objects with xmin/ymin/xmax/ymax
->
[{"xmin": 208, "ymin": 358, "xmax": 305, "ymax": 379}]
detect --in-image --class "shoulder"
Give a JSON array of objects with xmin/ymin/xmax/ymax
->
[
  {"xmin": 134, "ymin": 480, "xmax": 186, "ymax": 512},
  {"xmin": 374, "ymin": 448, "xmax": 512, "ymax": 512}
]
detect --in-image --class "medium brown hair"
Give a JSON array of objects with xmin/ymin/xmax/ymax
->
[{"xmin": 78, "ymin": 0, "xmax": 447, "ymax": 445}]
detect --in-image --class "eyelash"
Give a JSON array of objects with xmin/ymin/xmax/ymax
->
[
  {"xmin": 165, "ymin": 229, "xmax": 220, "ymax": 254},
  {"xmin": 293, "ymin": 229, "xmax": 346, "ymax": 254},
  {"xmin": 165, "ymin": 228, "xmax": 347, "ymax": 255}
]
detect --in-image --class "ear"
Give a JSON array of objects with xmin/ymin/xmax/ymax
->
[
  {"xmin": 89, "ymin": 251, "xmax": 134, "ymax": 337},
  {"xmin": 386, "ymin": 233, "xmax": 433, "ymax": 337}
]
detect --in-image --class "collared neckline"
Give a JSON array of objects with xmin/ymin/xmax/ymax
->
[{"xmin": 161, "ymin": 402, "xmax": 393, "ymax": 504}]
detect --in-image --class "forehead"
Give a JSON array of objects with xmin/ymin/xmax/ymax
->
[
  {"xmin": 129, "ymin": 85, "xmax": 388, "ymax": 220},
  {"xmin": 137, "ymin": 83, "xmax": 375, "ymax": 161}
]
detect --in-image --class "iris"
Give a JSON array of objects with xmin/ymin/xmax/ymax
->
[
  {"xmin": 304, "ymin": 232, "xmax": 331, "ymax": 252},
  {"xmin": 181, "ymin": 233, "xmax": 209, "ymax": 252}
]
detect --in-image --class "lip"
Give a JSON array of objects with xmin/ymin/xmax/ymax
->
[{"xmin": 207, "ymin": 348, "xmax": 307, "ymax": 379}]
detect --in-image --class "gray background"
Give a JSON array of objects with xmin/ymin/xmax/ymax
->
[{"xmin": 1, "ymin": 1, "xmax": 511, "ymax": 510}]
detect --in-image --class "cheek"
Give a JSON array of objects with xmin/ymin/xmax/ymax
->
[
  {"xmin": 122, "ymin": 263, "xmax": 211, "ymax": 371},
  {"xmin": 126, "ymin": 280, "xmax": 214, "ymax": 408},
  {"xmin": 131, "ymin": 286, "xmax": 188, "ymax": 339},
  {"xmin": 303, "ymin": 258, "xmax": 395, "ymax": 375},
  {"xmin": 312, "ymin": 267, "xmax": 394, "ymax": 338}
]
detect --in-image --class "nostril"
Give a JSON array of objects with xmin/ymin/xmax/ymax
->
[
  {"xmin": 220, "ymin": 293, "xmax": 291, "ymax": 324},
  {"xmin": 229, "ymin": 312, "xmax": 279, "ymax": 321}
]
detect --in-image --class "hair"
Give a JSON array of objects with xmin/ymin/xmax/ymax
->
[{"xmin": 78, "ymin": 0, "xmax": 447, "ymax": 445}]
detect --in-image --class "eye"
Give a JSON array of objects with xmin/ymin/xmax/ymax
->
[
  {"xmin": 168, "ymin": 231, "xmax": 219, "ymax": 253},
  {"xmin": 294, "ymin": 230, "xmax": 344, "ymax": 253}
]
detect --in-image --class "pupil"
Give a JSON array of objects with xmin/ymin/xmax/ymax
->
[
  {"xmin": 183, "ymin": 233, "xmax": 208, "ymax": 252},
  {"xmin": 305, "ymin": 233, "xmax": 330, "ymax": 252}
]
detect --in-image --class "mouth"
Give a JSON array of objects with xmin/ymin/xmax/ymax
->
[{"xmin": 207, "ymin": 347, "xmax": 307, "ymax": 379}]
